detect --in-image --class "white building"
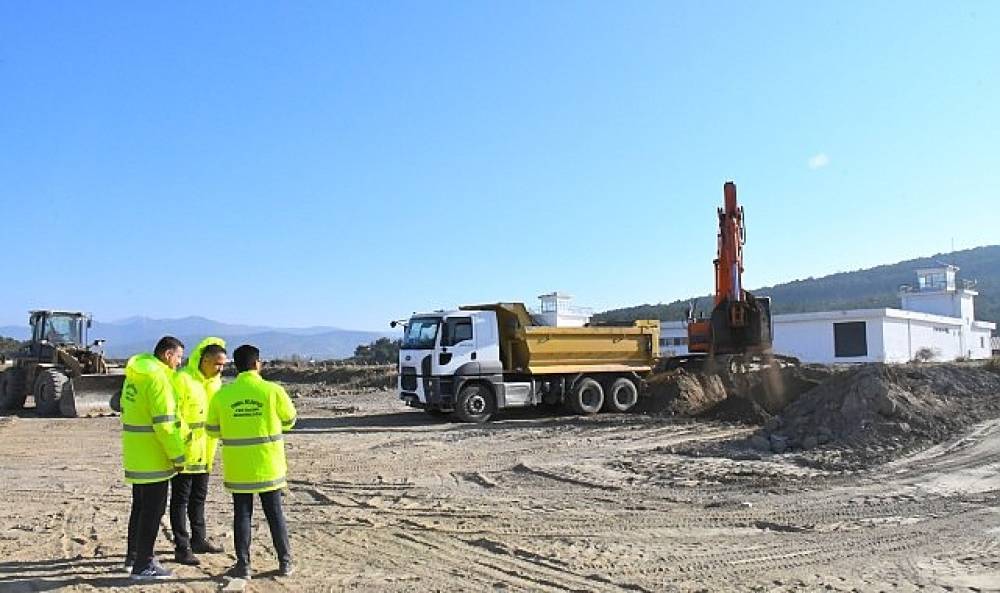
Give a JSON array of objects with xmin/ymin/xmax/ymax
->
[
  {"xmin": 659, "ymin": 320, "xmax": 691, "ymax": 357},
  {"xmin": 532, "ymin": 292, "xmax": 593, "ymax": 327},
  {"xmin": 659, "ymin": 266, "xmax": 996, "ymax": 364}
]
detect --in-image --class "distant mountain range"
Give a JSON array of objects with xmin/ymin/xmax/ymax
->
[
  {"xmin": 5, "ymin": 246, "xmax": 997, "ymax": 357},
  {"xmin": 595, "ymin": 244, "xmax": 1000, "ymax": 329},
  {"xmin": 0, "ymin": 315, "xmax": 393, "ymax": 360}
]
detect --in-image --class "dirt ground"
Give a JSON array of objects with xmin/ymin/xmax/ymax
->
[{"xmin": 2, "ymin": 385, "xmax": 1000, "ymax": 592}]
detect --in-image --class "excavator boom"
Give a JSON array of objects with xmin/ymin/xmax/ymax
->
[{"xmin": 687, "ymin": 182, "xmax": 772, "ymax": 356}]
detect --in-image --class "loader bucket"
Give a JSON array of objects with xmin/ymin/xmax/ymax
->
[{"xmin": 60, "ymin": 373, "xmax": 125, "ymax": 417}]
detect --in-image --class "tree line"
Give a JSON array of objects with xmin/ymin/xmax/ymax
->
[{"xmin": 595, "ymin": 244, "xmax": 1000, "ymax": 328}]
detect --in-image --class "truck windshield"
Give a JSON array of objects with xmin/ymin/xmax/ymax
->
[{"xmin": 402, "ymin": 318, "xmax": 440, "ymax": 350}]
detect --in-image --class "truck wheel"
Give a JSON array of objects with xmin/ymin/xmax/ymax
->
[
  {"xmin": 34, "ymin": 369, "xmax": 68, "ymax": 417},
  {"xmin": 568, "ymin": 377, "xmax": 604, "ymax": 415},
  {"xmin": 454, "ymin": 383, "xmax": 495, "ymax": 424},
  {"xmin": 0, "ymin": 368, "xmax": 28, "ymax": 411},
  {"xmin": 605, "ymin": 378, "xmax": 638, "ymax": 413}
]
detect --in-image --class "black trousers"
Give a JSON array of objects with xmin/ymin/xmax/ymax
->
[
  {"xmin": 233, "ymin": 489, "xmax": 291, "ymax": 567},
  {"xmin": 126, "ymin": 480, "xmax": 170, "ymax": 566},
  {"xmin": 170, "ymin": 472, "xmax": 210, "ymax": 551}
]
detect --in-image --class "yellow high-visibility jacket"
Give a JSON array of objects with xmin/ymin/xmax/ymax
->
[
  {"xmin": 172, "ymin": 337, "xmax": 225, "ymax": 473},
  {"xmin": 207, "ymin": 370, "xmax": 296, "ymax": 494},
  {"xmin": 120, "ymin": 354, "xmax": 186, "ymax": 484}
]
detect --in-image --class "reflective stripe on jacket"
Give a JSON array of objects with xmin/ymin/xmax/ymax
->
[
  {"xmin": 207, "ymin": 370, "xmax": 297, "ymax": 494},
  {"xmin": 120, "ymin": 353, "xmax": 185, "ymax": 484},
  {"xmin": 172, "ymin": 337, "xmax": 225, "ymax": 473}
]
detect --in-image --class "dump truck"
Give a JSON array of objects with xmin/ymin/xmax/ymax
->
[
  {"xmin": 393, "ymin": 302, "xmax": 659, "ymax": 423},
  {"xmin": 0, "ymin": 310, "xmax": 124, "ymax": 417}
]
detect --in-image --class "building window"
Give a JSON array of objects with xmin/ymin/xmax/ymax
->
[{"xmin": 834, "ymin": 322, "xmax": 867, "ymax": 358}]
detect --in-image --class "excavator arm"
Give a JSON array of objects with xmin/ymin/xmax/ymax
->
[{"xmin": 687, "ymin": 182, "xmax": 773, "ymax": 356}]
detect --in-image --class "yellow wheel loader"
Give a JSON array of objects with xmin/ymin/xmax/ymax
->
[{"xmin": 0, "ymin": 311, "xmax": 123, "ymax": 417}]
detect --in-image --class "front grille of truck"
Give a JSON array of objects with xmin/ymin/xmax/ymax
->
[{"xmin": 401, "ymin": 366, "xmax": 417, "ymax": 391}]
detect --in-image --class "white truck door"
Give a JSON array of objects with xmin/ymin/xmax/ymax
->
[{"xmin": 436, "ymin": 315, "xmax": 477, "ymax": 375}]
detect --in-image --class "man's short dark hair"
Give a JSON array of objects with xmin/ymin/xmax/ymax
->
[
  {"xmin": 200, "ymin": 344, "xmax": 227, "ymax": 365},
  {"xmin": 154, "ymin": 336, "xmax": 184, "ymax": 357},
  {"xmin": 233, "ymin": 345, "xmax": 260, "ymax": 373}
]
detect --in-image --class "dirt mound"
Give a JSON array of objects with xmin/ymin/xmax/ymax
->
[
  {"xmin": 643, "ymin": 359, "xmax": 837, "ymax": 424},
  {"xmin": 261, "ymin": 363, "xmax": 397, "ymax": 394},
  {"xmin": 700, "ymin": 396, "xmax": 773, "ymax": 425},
  {"xmin": 715, "ymin": 362, "xmax": 836, "ymax": 414},
  {"xmin": 760, "ymin": 363, "xmax": 1000, "ymax": 464},
  {"xmin": 640, "ymin": 370, "xmax": 727, "ymax": 415}
]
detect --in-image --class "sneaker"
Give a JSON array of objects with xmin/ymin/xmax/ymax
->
[
  {"xmin": 123, "ymin": 552, "xmax": 136, "ymax": 574},
  {"xmin": 225, "ymin": 562, "xmax": 251, "ymax": 580},
  {"xmin": 191, "ymin": 539, "xmax": 224, "ymax": 554},
  {"xmin": 130, "ymin": 560, "xmax": 174, "ymax": 580},
  {"xmin": 174, "ymin": 548, "xmax": 200, "ymax": 566},
  {"xmin": 278, "ymin": 561, "xmax": 294, "ymax": 576}
]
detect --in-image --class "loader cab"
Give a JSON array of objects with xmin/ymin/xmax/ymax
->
[{"xmin": 28, "ymin": 311, "xmax": 90, "ymax": 358}]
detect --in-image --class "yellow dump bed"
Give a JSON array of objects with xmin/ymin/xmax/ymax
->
[
  {"xmin": 460, "ymin": 303, "xmax": 660, "ymax": 375},
  {"xmin": 521, "ymin": 321, "xmax": 660, "ymax": 374}
]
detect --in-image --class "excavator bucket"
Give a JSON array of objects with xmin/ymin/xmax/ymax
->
[{"xmin": 59, "ymin": 373, "xmax": 125, "ymax": 417}]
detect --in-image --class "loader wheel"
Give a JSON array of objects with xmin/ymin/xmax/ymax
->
[
  {"xmin": 454, "ymin": 383, "xmax": 495, "ymax": 424},
  {"xmin": 109, "ymin": 388, "xmax": 122, "ymax": 413},
  {"xmin": 34, "ymin": 369, "xmax": 69, "ymax": 417},
  {"xmin": 568, "ymin": 377, "xmax": 604, "ymax": 415},
  {"xmin": 604, "ymin": 378, "xmax": 638, "ymax": 413},
  {"xmin": 0, "ymin": 368, "xmax": 28, "ymax": 411}
]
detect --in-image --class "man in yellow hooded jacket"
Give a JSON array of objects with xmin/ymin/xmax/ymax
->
[
  {"xmin": 207, "ymin": 344, "xmax": 296, "ymax": 579},
  {"xmin": 121, "ymin": 336, "xmax": 186, "ymax": 581},
  {"xmin": 169, "ymin": 337, "xmax": 227, "ymax": 565}
]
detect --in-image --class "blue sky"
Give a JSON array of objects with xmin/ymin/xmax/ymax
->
[{"xmin": 1, "ymin": 2, "xmax": 997, "ymax": 330}]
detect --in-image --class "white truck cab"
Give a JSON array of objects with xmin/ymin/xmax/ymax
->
[{"xmin": 398, "ymin": 310, "xmax": 504, "ymax": 421}]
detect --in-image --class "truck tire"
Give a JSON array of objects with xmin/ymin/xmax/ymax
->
[
  {"xmin": 34, "ymin": 369, "xmax": 69, "ymax": 417},
  {"xmin": 605, "ymin": 378, "xmax": 638, "ymax": 413},
  {"xmin": 454, "ymin": 383, "xmax": 495, "ymax": 424},
  {"xmin": 568, "ymin": 377, "xmax": 604, "ymax": 415},
  {"xmin": 0, "ymin": 368, "xmax": 28, "ymax": 411}
]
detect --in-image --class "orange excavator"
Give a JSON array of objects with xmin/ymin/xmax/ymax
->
[{"xmin": 674, "ymin": 181, "xmax": 773, "ymax": 368}]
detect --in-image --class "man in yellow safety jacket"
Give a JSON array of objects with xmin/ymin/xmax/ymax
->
[
  {"xmin": 169, "ymin": 337, "xmax": 227, "ymax": 565},
  {"xmin": 121, "ymin": 336, "xmax": 186, "ymax": 581},
  {"xmin": 207, "ymin": 344, "xmax": 296, "ymax": 579}
]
